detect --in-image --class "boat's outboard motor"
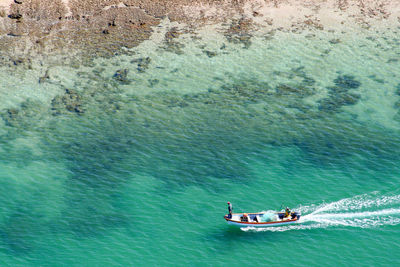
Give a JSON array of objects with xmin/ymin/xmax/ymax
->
[{"xmin": 291, "ymin": 212, "xmax": 301, "ymax": 220}]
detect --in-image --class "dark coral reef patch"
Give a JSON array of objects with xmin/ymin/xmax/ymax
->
[{"xmin": 319, "ymin": 74, "xmax": 361, "ymax": 112}]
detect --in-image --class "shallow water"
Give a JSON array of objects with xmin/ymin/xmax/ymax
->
[{"xmin": 0, "ymin": 22, "xmax": 400, "ymax": 265}]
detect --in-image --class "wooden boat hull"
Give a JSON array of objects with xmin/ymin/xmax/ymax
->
[{"xmin": 224, "ymin": 212, "xmax": 301, "ymax": 228}]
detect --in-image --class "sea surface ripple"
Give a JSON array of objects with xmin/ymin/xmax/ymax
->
[{"xmin": 0, "ymin": 24, "xmax": 399, "ymax": 266}]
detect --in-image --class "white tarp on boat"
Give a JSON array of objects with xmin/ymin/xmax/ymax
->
[{"xmin": 261, "ymin": 212, "xmax": 278, "ymax": 222}]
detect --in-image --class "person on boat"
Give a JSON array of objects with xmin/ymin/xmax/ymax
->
[
  {"xmin": 284, "ymin": 207, "xmax": 291, "ymax": 218},
  {"xmin": 241, "ymin": 213, "xmax": 249, "ymax": 222},
  {"xmin": 227, "ymin": 202, "xmax": 233, "ymax": 219}
]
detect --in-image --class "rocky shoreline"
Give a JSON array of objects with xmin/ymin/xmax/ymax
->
[{"xmin": 0, "ymin": 0, "xmax": 399, "ymax": 65}]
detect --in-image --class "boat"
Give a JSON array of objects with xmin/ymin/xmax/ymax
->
[{"xmin": 223, "ymin": 210, "xmax": 301, "ymax": 228}]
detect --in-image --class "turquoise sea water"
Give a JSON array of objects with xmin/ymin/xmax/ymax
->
[{"xmin": 0, "ymin": 23, "xmax": 400, "ymax": 265}]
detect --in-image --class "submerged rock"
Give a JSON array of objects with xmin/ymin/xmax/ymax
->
[
  {"xmin": 165, "ymin": 27, "xmax": 181, "ymax": 42},
  {"xmin": 319, "ymin": 74, "xmax": 362, "ymax": 112},
  {"xmin": 319, "ymin": 91, "xmax": 361, "ymax": 112},
  {"xmin": 162, "ymin": 27, "xmax": 185, "ymax": 54},
  {"xmin": 51, "ymin": 89, "xmax": 84, "ymax": 115},
  {"xmin": 8, "ymin": 13, "xmax": 22, "ymax": 20},
  {"xmin": 334, "ymin": 75, "xmax": 361, "ymax": 90},
  {"xmin": 218, "ymin": 79, "xmax": 272, "ymax": 104},
  {"xmin": 38, "ymin": 69, "xmax": 50, "ymax": 84},
  {"xmin": 302, "ymin": 76, "xmax": 316, "ymax": 86},
  {"xmin": 338, "ymin": 92, "xmax": 361, "ymax": 105},
  {"xmin": 2, "ymin": 108, "xmax": 20, "ymax": 126},
  {"xmin": 225, "ymin": 18, "xmax": 254, "ymax": 48},
  {"xmin": 131, "ymin": 57, "xmax": 151, "ymax": 73},
  {"xmin": 276, "ymin": 84, "xmax": 300, "ymax": 95},
  {"xmin": 329, "ymin": 38, "xmax": 341, "ymax": 44},
  {"xmin": 203, "ymin": 50, "xmax": 217, "ymax": 58},
  {"xmin": 387, "ymin": 58, "xmax": 398, "ymax": 63},
  {"xmin": 303, "ymin": 19, "xmax": 324, "ymax": 30},
  {"xmin": 12, "ymin": 58, "xmax": 26, "ymax": 66},
  {"xmin": 327, "ymin": 85, "xmax": 348, "ymax": 94},
  {"xmin": 113, "ymin": 69, "xmax": 130, "ymax": 83},
  {"xmin": 368, "ymin": 74, "xmax": 385, "ymax": 84},
  {"xmin": 148, "ymin": 78, "xmax": 159, "ymax": 87},
  {"xmin": 1, "ymin": 99, "xmax": 46, "ymax": 127},
  {"xmin": 276, "ymin": 84, "xmax": 314, "ymax": 97},
  {"xmin": 395, "ymin": 83, "xmax": 400, "ymax": 96}
]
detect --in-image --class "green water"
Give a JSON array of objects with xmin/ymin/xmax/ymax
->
[{"xmin": 0, "ymin": 23, "xmax": 400, "ymax": 265}]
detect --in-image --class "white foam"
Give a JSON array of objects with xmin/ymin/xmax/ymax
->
[{"xmin": 242, "ymin": 192, "xmax": 400, "ymax": 232}]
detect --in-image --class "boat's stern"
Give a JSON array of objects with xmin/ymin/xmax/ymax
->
[
  {"xmin": 277, "ymin": 211, "xmax": 301, "ymax": 221},
  {"xmin": 293, "ymin": 211, "xmax": 301, "ymax": 220}
]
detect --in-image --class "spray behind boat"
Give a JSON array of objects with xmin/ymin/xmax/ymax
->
[{"xmin": 242, "ymin": 193, "xmax": 400, "ymax": 232}]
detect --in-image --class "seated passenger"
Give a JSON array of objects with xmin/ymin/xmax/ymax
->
[
  {"xmin": 284, "ymin": 207, "xmax": 291, "ymax": 218},
  {"xmin": 241, "ymin": 213, "xmax": 249, "ymax": 222}
]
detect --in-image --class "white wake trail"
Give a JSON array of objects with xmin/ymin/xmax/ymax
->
[{"xmin": 242, "ymin": 192, "xmax": 400, "ymax": 232}]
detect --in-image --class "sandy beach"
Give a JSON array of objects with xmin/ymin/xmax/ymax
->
[
  {"xmin": 0, "ymin": 0, "xmax": 12, "ymax": 12},
  {"xmin": 0, "ymin": 0, "xmax": 399, "ymax": 62}
]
